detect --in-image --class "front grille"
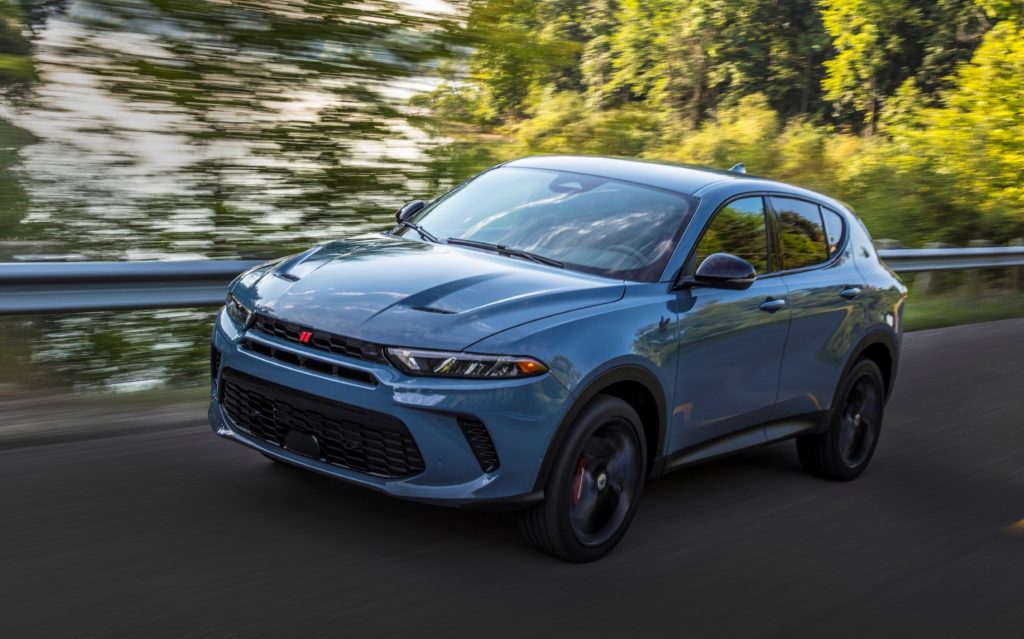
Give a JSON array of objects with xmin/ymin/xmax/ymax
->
[
  {"xmin": 252, "ymin": 313, "xmax": 385, "ymax": 363},
  {"xmin": 458, "ymin": 417, "xmax": 500, "ymax": 473},
  {"xmin": 220, "ymin": 369, "xmax": 425, "ymax": 478},
  {"xmin": 240, "ymin": 338, "xmax": 377, "ymax": 386}
]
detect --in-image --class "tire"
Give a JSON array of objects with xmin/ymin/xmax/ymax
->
[
  {"xmin": 520, "ymin": 395, "xmax": 647, "ymax": 562},
  {"xmin": 797, "ymin": 358, "xmax": 885, "ymax": 481}
]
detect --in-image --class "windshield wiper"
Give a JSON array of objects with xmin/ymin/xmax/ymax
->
[
  {"xmin": 446, "ymin": 237, "xmax": 564, "ymax": 268},
  {"xmin": 398, "ymin": 219, "xmax": 441, "ymax": 244}
]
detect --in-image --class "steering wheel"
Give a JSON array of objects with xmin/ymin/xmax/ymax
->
[{"xmin": 604, "ymin": 244, "xmax": 648, "ymax": 268}]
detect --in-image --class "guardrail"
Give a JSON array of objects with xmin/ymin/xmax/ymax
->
[
  {"xmin": 0, "ymin": 260, "xmax": 262, "ymax": 314},
  {"xmin": 876, "ymin": 247, "xmax": 1024, "ymax": 273},
  {"xmin": 0, "ymin": 247, "xmax": 1021, "ymax": 314}
]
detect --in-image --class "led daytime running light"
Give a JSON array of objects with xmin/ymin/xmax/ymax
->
[{"xmin": 386, "ymin": 347, "xmax": 548, "ymax": 379}]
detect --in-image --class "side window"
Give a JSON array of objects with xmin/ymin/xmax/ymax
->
[
  {"xmin": 821, "ymin": 207, "xmax": 844, "ymax": 256},
  {"xmin": 772, "ymin": 197, "xmax": 827, "ymax": 270},
  {"xmin": 694, "ymin": 197, "xmax": 769, "ymax": 275}
]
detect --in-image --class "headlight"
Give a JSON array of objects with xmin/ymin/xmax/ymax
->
[
  {"xmin": 225, "ymin": 292, "xmax": 253, "ymax": 327},
  {"xmin": 386, "ymin": 347, "xmax": 548, "ymax": 379}
]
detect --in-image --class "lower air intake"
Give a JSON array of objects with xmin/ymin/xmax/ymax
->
[
  {"xmin": 458, "ymin": 417, "xmax": 500, "ymax": 473},
  {"xmin": 210, "ymin": 346, "xmax": 221, "ymax": 382},
  {"xmin": 219, "ymin": 369, "xmax": 425, "ymax": 479}
]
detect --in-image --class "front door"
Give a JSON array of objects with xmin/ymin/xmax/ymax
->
[{"xmin": 668, "ymin": 196, "xmax": 791, "ymax": 454}]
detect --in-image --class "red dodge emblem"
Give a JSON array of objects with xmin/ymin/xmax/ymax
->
[{"xmin": 298, "ymin": 330, "xmax": 313, "ymax": 344}]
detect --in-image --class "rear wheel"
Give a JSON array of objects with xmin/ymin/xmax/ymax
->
[
  {"xmin": 520, "ymin": 395, "xmax": 646, "ymax": 562},
  {"xmin": 797, "ymin": 358, "xmax": 885, "ymax": 481}
]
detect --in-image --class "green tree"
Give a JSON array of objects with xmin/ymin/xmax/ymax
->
[
  {"xmin": 819, "ymin": 0, "xmax": 924, "ymax": 132},
  {"xmin": 606, "ymin": 0, "xmax": 710, "ymax": 121},
  {"xmin": 820, "ymin": 0, "xmax": 991, "ymax": 132},
  {"xmin": 462, "ymin": 0, "xmax": 584, "ymax": 123},
  {"xmin": 914, "ymin": 0, "xmax": 992, "ymax": 98},
  {"xmin": 0, "ymin": 0, "xmax": 43, "ymax": 246},
  {"xmin": 891, "ymin": 20, "xmax": 1024, "ymax": 236},
  {"xmin": 976, "ymin": 0, "xmax": 1024, "ymax": 21},
  {"xmin": 35, "ymin": 0, "xmax": 463, "ymax": 259},
  {"xmin": 0, "ymin": 0, "xmax": 34, "ymax": 90}
]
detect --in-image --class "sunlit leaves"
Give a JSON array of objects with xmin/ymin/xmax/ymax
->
[{"xmin": 891, "ymin": 21, "xmax": 1024, "ymax": 227}]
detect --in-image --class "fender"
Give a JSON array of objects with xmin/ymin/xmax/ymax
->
[
  {"xmin": 531, "ymin": 365, "xmax": 668, "ymax": 492},
  {"xmin": 817, "ymin": 328, "xmax": 899, "ymax": 436}
]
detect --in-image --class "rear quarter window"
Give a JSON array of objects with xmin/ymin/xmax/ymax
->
[
  {"xmin": 821, "ymin": 207, "xmax": 845, "ymax": 256},
  {"xmin": 771, "ymin": 196, "xmax": 828, "ymax": 270}
]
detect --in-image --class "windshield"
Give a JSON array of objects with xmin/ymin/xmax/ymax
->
[{"xmin": 396, "ymin": 167, "xmax": 697, "ymax": 282}]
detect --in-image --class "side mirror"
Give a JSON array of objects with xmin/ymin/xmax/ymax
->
[
  {"xmin": 396, "ymin": 200, "xmax": 425, "ymax": 223},
  {"xmin": 684, "ymin": 253, "xmax": 757, "ymax": 290}
]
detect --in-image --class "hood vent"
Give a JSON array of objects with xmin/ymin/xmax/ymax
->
[{"xmin": 414, "ymin": 306, "xmax": 457, "ymax": 315}]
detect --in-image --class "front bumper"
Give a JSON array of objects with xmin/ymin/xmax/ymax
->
[{"xmin": 209, "ymin": 308, "xmax": 568, "ymax": 507}]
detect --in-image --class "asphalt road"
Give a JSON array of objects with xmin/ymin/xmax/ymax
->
[{"xmin": 2, "ymin": 319, "xmax": 1023, "ymax": 638}]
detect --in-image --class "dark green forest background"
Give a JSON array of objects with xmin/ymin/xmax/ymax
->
[
  {"xmin": 417, "ymin": 0, "xmax": 1024, "ymax": 246},
  {"xmin": 0, "ymin": 0, "xmax": 1021, "ymax": 391}
]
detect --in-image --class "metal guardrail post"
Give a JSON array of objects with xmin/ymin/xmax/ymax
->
[
  {"xmin": 964, "ymin": 240, "xmax": 991, "ymax": 294},
  {"xmin": 1010, "ymin": 239, "xmax": 1023, "ymax": 291},
  {"xmin": 909, "ymin": 243, "xmax": 952, "ymax": 296}
]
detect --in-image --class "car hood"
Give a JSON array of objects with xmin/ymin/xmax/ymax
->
[{"xmin": 238, "ymin": 234, "xmax": 625, "ymax": 351}]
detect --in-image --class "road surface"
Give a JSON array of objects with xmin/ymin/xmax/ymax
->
[{"xmin": 2, "ymin": 319, "xmax": 1023, "ymax": 637}]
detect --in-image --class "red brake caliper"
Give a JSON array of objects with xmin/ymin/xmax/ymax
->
[{"xmin": 572, "ymin": 457, "xmax": 587, "ymax": 506}]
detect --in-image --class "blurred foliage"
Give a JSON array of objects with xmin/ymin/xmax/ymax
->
[
  {"xmin": 0, "ymin": 0, "xmax": 34, "ymax": 89},
  {"xmin": 416, "ymin": 0, "xmax": 1024, "ymax": 246},
  {"xmin": 888, "ymin": 21, "xmax": 1024, "ymax": 229},
  {"xmin": 0, "ymin": 308, "xmax": 216, "ymax": 392},
  {"xmin": 0, "ymin": 0, "xmax": 1022, "ymax": 391},
  {"xmin": 0, "ymin": 0, "xmax": 471, "ymax": 390},
  {"xmin": 0, "ymin": 0, "xmax": 465, "ymax": 261}
]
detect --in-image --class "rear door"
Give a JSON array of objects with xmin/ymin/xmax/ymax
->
[
  {"xmin": 668, "ymin": 196, "xmax": 791, "ymax": 454},
  {"xmin": 769, "ymin": 196, "xmax": 867, "ymax": 421}
]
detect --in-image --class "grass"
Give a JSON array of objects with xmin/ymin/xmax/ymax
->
[{"xmin": 903, "ymin": 290, "xmax": 1024, "ymax": 332}]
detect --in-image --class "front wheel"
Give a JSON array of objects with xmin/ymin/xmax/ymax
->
[
  {"xmin": 797, "ymin": 358, "xmax": 885, "ymax": 481},
  {"xmin": 520, "ymin": 395, "xmax": 646, "ymax": 562}
]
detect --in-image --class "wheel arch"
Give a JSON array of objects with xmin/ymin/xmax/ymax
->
[
  {"xmin": 532, "ymin": 365, "xmax": 667, "ymax": 492},
  {"xmin": 839, "ymin": 329, "xmax": 899, "ymax": 405}
]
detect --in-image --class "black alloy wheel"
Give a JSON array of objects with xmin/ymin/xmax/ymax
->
[
  {"xmin": 520, "ymin": 395, "xmax": 646, "ymax": 562},
  {"xmin": 798, "ymin": 358, "xmax": 885, "ymax": 481},
  {"xmin": 836, "ymin": 375, "xmax": 882, "ymax": 469},
  {"xmin": 569, "ymin": 419, "xmax": 642, "ymax": 547}
]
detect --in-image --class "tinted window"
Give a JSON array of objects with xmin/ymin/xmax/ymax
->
[
  {"xmin": 821, "ymin": 207, "xmax": 844, "ymax": 256},
  {"xmin": 403, "ymin": 167, "xmax": 695, "ymax": 282},
  {"xmin": 772, "ymin": 197, "xmax": 827, "ymax": 269},
  {"xmin": 693, "ymin": 197, "xmax": 769, "ymax": 275}
]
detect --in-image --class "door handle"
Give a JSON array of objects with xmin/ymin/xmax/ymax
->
[
  {"xmin": 839, "ymin": 287, "xmax": 862, "ymax": 300},
  {"xmin": 759, "ymin": 298, "xmax": 786, "ymax": 313}
]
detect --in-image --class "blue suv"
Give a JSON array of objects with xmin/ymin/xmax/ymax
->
[{"xmin": 209, "ymin": 155, "xmax": 907, "ymax": 561}]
